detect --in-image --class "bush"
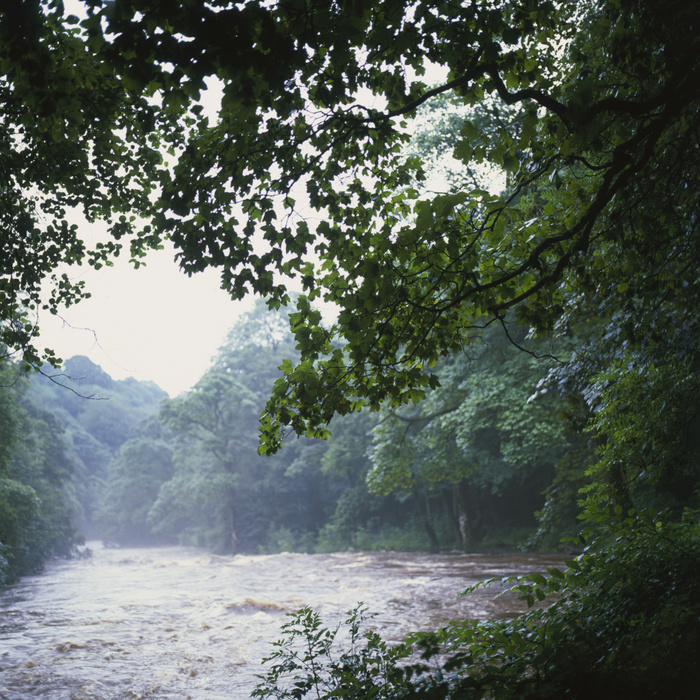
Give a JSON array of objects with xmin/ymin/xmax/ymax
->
[
  {"xmin": 255, "ymin": 509, "xmax": 700, "ymax": 699},
  {"xmin": 413, "ymin": 507, "xmax": 700, "ymax": 699},
  {"xmin": 252, "ymin": 605, "xmax": 432, "ymax": 699}
]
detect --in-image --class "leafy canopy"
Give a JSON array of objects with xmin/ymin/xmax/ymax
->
[{"xmin": 2, "ymin": 0, "xmax": 699, "ymax": 456}]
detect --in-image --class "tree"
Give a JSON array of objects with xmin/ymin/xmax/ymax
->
[
  {"xmin": 155, "ymin": 371, "xmax": 262, "ymax": 551},
  {"xmin": 249, "ymin": 0, "xmax": 700, "ymax": 455},
  {"xmin": 27, "ymin": 356, "xmax": 168, "ymax": 534},
  {"xmin": 7, "ymin": 0, "xmax": 690, "ymax": 458},
  {"xmin": 150, "ymin": 302, "xmax": 317, "ymax": 552},
  {"xmin": 310, "ymin": 409, "xmax": 415, "ymax": 553},
  {"xmin": 96, "ymin": 429, "xmax": 174, "ymax": 545},
  {"xmin": 0, "ymin": 2, "xmax": 182, "ymax": 370},
  {"xmin": 2, "ymin": 2, "xmax": 696, "ymax": 460},
  {"xmin": 2, "ymin": 0, "xmax": 695, "ymax": 552},
  {"xmin": 0, "ymin": 356, "xmax": 82, "ymax": 583},
  {"xmin": 368, "ymin": 327, "xmax": 581, "ymax": 550}
]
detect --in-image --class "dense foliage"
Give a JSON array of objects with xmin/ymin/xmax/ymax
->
[
  {"xmin": 0, "ymin": 352, "xmax": 168, "ymax": 584},
  {"xmin": 94, "ymin": 302, "xmax": 552, "ymax": 553},
  {"xmin": 2, "ymin": 1, "xmax": 697, "ymax": 456},
  {"xmin": 368, "ymin": 325, "xmax": 583, "ymax": 550},
  {"xmin": 0, "ymin": 304, "xmax": 574, "ymax": 572},
  {"xmin": 0, "ymin": 1, "xmax": 170, "ymax": 370},
  {"xmin": 0, "ymin": 358, "xmax": 82, "ymax": 583},
  {"xmin": 29, "ymin": 355, "xmax": 168, "ymax": 536}
]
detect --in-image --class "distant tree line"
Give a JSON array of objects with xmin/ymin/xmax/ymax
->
[
  {"xmin": 0, "ymin": 300, "xmax": 588, "ymax": 581},
  {"xmin": 2, "ymin": 293, "xmax": 695, "ymax": 585},
  {"xmin": 0, "ymin": 352, "xmax": 166, "ymax": 584}
]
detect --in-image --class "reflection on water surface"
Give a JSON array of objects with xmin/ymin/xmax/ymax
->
[{"xmin": 0, "ymin": 543, "xmax": 565, "ymax": 699}]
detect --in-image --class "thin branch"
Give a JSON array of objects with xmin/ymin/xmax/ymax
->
[
  {"xmin": 37, "ymin": 368, "xmax": 106, "ymax": 400},
  {"xmin": 495, "ymin": 315, "xmax": 563, "ymax": 363}
]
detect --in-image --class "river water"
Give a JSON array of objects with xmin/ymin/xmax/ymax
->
[{"xmin": 0, "ymin": 544, "xmax": 565, "ymax": 699}]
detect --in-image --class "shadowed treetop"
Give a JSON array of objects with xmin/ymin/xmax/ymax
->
[{"xmin": 0, "ymin": 0, "xmax": 698, "ymax": 452}]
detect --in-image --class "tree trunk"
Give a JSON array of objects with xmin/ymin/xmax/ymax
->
[
  {"xmin": 229, "ymin": 509, "xmax": 238, "ymax": 553},
  {"xmin": 417, "ymin": 489, "xmax": 440, "ymax": 552},
  {"xmin": 455, "ymin": 484, "xmax": 472, "ymax": 552},
  {"xmin": 228, "ymin": 491, "xmax": 238, "ymax": 554}
]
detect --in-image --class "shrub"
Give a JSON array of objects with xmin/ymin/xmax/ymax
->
[
  {"xmin": 255, "ymin": 509, "xmax": 700, "ymax": 699},
  {"xmin": 252, "ymin": 605, "xmax": 433, "ymax": 699},
  {"xmin": 413, "ymin": 507, "xmax": 700, "ymax": 699}
]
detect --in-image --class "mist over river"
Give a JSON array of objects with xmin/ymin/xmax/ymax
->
[{"xmin": 0, "ymin": 544, "xmax": 565, "ymax": 699}]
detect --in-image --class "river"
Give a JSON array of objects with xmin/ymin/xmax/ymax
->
[{"xmin": 0, "ymin": 543, "xmax": 565, "ymax": 699}]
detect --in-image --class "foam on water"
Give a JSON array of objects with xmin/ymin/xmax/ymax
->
[{"xmin": 0, "ymin": 543, "xmax": 565, "ymax": 699}]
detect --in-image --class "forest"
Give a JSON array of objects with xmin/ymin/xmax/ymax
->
[
  {"xmin": 1, "ymin": 0, "xmax": 699, "ymax": 696},
  {"xmin": 1, "ymin": 296, "xmax": 585, "ymax": 575}
]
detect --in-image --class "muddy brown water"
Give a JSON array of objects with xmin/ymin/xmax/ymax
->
[{"xmin": 0, "ymin": 543, "xmax": 566, "ymax": 698}]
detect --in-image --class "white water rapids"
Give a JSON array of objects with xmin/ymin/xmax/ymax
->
[{"xmin": 0, "ymin": 543, "xmax": 565, "ymax": 699}]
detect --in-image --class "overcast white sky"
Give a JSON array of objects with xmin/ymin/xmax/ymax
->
[
  {"xmin": 32, "ymin": 17, "xmax": 448, "ymax": 398},
  {"xmin": 38, "ymin": 242, "xmax": 253, "ymax": 397},
  {"xmin": 33, "ymin": 33, "xmax": 246, "ymax": 398}
]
